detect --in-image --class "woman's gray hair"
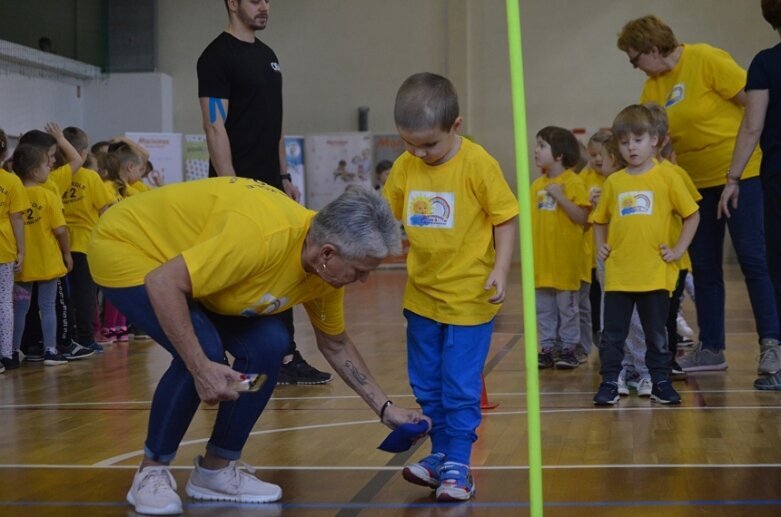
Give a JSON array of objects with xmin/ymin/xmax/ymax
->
[{"xmin": 309, "ymin": 186, "xmax": 402, "ymax": 261}]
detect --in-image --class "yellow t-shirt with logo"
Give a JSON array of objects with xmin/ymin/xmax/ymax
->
[
  {"xmin": 579, "ymin": 166, "xmax": 605, "ymax": 281},
  {"xmin": 16, "ymin": 185, "xmax": 67, "ymax": 282},
  {"xmin": 88, "ymin": 177, "xmax": 345, "ymax": 335},
  {"xmin": 42, "ymin": 164, "xmax": 74, "ymax": 196},
  {"xmin": 63, "ymin": 167, "xmax": 114, "ymax": 254},
  {"xmin": 640, "ymin": 43, "xmax": 761, "ymax": 189},
  {"xmin": 0, "ymin": 170, "xmax": 31, "ymax": 263},
  {"xmin": 383, "ymin": 137, "xmax": 519, "ymax": 325},
  {"xmin": 590, "ymin": 164, "xmax": 699, "ymax": 293},
  {"xmin": 531, "ymin": 169, "xmax": 589, "ymax": 291},
  {"xmin": 659, "ymin": 160, "xmax": 702, "ymax": 272}
]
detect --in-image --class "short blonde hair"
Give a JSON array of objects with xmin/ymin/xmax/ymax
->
[{"xmin": 617, "ymin": 15, "xmax": 679, "ymax": 56}]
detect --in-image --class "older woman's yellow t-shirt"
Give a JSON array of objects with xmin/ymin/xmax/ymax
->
[
  {"xmin": 531, "ymin": 169, "xmax": 589, "ymax": 291},
  {"xmin": 590, "ymin": 164, "xmax": 699, "ymax": 293},
  {"xmin": 88, "ymin": 177, "xmax": 345, "ymax": 335},
  {"xmin": 640, "ymin": 43, "xmax": 761, "ymax": 189}
]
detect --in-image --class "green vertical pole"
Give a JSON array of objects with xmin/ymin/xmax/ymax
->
[{"xmin": 505, "ymin": 1, "xmax": 543, "ymax": 516}]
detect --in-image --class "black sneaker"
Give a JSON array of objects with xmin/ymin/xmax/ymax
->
[
  {"xmin": 651, "ymin": 380, "xmax": 681, "ymax": 404},
  {"xmin": 24, "ymin": 347, "xmax": 45, "ymax": 362},
  {"xmin": 1, "ymin": 352, "xmax": 20, "ymax": 370},
  {"xmin": 277, "ymin": 351, "xmax": 333, "ymax": 385},
  {"xmin": 555, "ymin": 352, "xmax": 580, "ymax": 369},
  {"xmin": 538, "ymin": 351, "xmax": 554, "ymax": 369},
  {"xmin": 593, "ymin": 382, "xmax": 620, "ymax": 406},
  {"xmin": 61, "ymin": 341, "xmax": 96, "ymax": 360},
  {"xmin": 671, "ymin": 361, "xmax": 687, "ymax": 379},
  {"xmin": 677, "ymin": 335, "xmax": 695, "ymax": 348}
]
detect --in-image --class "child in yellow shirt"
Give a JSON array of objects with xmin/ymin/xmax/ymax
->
[
  {"xmin": 10, "ymin": 145, "xmax": 72, "ymax": 366},
  {"xmin": 591, "ymin": 105, "xmax": 700, "ymax": 406},
  {"xmin": 532, "ymin": 127, "xmax": 590, "ymax": 369},
  {"xmin": 383, "ymin": 73, "xmax": 518, "ymax": 502},
  {"xmin": 0, "ymin": 131, "xmax": 30, "ymax": 371}
]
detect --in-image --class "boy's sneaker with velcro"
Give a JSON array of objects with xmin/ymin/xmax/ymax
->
[
  {"xmin": 537, "ymin": 351, "xmax": 554, "ymax": 369},
  {"xmin": 402, "ymin": 452, "xmax": 445, "ymax": 488},
  {"xmin": 44, "ymin": 351, "xmax": 69, "ymax": 366},
  {"xmin": 435, "ymin": 462, "xmax": 475, "ymax": 502},
  {"xmin": 593, "ymin": 382, "xmax": 620, "ymax": 406},
  {"xmin": 61, "ymin": 341, "xmax": 95, "ymax": 361},
  {"xmin": 555, "ymin": 352, "xmax": 579, "ymax": 369},
  {"xmin": 127, "ymin": 466, "xmax": 182, "ymax": 515},
  {"xmin": 185, "ymin": 455, "xmax": 281, "ymax": 503},
  {"xmin": 651, "ymin": 380, "xmax": 681, "ymax": 404}
]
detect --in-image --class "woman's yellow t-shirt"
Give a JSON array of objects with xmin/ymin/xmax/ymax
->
[
  {"xmin": 640, "ymin": 43, "xmax": 761, "ymax": 189},
  {"xmin": 590, "ymin": 164, "xmax": 699, "ymax": 293},
  {"xmin": 0, "ymin": 170, "xmax": 31, "ymax": 263},
  {"xmin": 16, "ymin": 185, "xmax": 67, "ymax": 282},
  {"xmin": 88, "ymin": 177, "xmax": 345, "ymax": 335},
  {"xmin": 62, "ymin": 167, "xmax": 114, "ymax": 254},
  {"xmin": 383, "ymin": 137, "xmax": 519, "ymax": 326},
  {"xmin": 530, "ymin": 169, "xmax": 589, "ymax": 291}
]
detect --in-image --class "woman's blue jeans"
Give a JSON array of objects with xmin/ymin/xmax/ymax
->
[
  {"xmin": 103, "ymin": 285, "xmax": 289, "ymax": 463},
  {"xmin": 688, "ymin": 177, "xmax": 780, "ymax": 350}
]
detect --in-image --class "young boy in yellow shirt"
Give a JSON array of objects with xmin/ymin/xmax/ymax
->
[
  {"xmin": 531, "ymin": 127, "xmax": 590, "ymax": 369},
  {"xmin": 591, "ymin": 104, "xmax": 700, "ymax": 405},
  {"xmin": 383, "ymin": 72, "xmax": 518, "ymax": 502}
]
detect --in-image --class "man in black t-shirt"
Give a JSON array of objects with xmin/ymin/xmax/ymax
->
[{"xmin": 197, "ymin": 0, "xmax": 330, "ymax": 388}]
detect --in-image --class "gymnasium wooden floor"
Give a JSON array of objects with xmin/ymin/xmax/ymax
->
[{"xmin": 1, "ymin": 263, "xmax": 780, "ymax": 516}]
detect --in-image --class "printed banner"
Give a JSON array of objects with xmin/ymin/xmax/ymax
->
[{"xmin": 125, "ymin": 132, "xmax": 184, "ymax": 185}]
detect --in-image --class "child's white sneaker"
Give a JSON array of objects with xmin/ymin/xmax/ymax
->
[
  {"xmin": 185, "ymin": 455, "xmax": 281, "ymax": 503},
  {"xmin": 617, "ymin": 369, "xmax": 629, "ymax": 396},
  {"xmin": 126, "ymin": 466, "xmax": 182, "ymax": 515},
  {"xmin": 637, "ymin": 377, "xmax": 653, "ymax": 397}
]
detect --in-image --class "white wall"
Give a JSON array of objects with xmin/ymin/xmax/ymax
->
[
  {"xmin": 156, "ymin": 0, "xmax": 779, "ymax": 191},
  {"xmin": 0, "ymin": 72, "xmax": 85, "ymax": 137},
  {"xmin": 83, "ymin": 72, "xmax": 173, "ymax": 141}
]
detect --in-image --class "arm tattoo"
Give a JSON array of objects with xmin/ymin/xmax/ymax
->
[{"xmin": 343, "ymin": 360, "xmax": 368, "ymax": 386}]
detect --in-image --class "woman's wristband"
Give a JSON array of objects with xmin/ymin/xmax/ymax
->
[{"xmin": 379, "ymin": 400, "xmax": 393, "ymax": 422}]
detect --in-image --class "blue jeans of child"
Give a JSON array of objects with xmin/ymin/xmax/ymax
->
[
  {"xmin": 688, "ymin": 177, "xmax": 780, "ymax": 350},
  {"xmin": 404, "ymin": 309, "xmax": 494, "ymax": 465},
  {"xmin": 103, "ymin": 285, "xmax": 289, "ymax": 463}
]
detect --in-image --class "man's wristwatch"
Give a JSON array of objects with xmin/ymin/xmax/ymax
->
[{"xmin": 280, "ymin": 173, "xmax": 292, "ymax": 182}]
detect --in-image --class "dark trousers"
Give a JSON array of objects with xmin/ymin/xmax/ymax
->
[
  {"xmin": 666, "ymin": 269, "xmax": 689, "ymax": 362},
  {"xmin": 763, "ymin": 175, "xmax": 781, "ymax": 331},
  {"xmin": 280, "ymin": 308, "xmax": 296, "ymax": 355},
  {"xmin": 600, "ymin": 290, "xmax": 672, "ymax": 383},
  {"xmin": 589, "ymin": 268, "xmax": 601, "ymax": 333},
  {"xmin": 68, "ymin": 252, "xmax": 97, "ymax": 345}
]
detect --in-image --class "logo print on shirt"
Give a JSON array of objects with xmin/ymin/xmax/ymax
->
[
  {"xmin": 271, "ymin": 62, "xmax": 281, "ymax": 72},
  {"xmin": 618, "ymin": 191, "xmax": 654, "ymax": 216},
  {"xmin": 665, "ymin": 83, "xmax": 685, "ymax": 108},
  {"xmin": 537, "ymin": 190, "xmax": 557, "ymax": 211},
  {"xmin": 406, "ymin": 191, "xmax": 454, "ymax": 228},
  {"xmin": 241, "ymin": 293, "xmax": 288, "ymax": 317}
]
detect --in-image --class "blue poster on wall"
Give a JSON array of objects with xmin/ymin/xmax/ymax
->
[{"xmin": 284, "ymin": 135, "xmax": 306, "ymax": 207}]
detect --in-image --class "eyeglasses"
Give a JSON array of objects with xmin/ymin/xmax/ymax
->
[{"xmin": 628, "ymin": 51, "xmax": 645, "ymax": 68}]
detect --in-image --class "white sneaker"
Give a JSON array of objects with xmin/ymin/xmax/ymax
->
[
  {"xmin": 617, "ymin": 370, "xmax": 629, "ymax": 396},
  {"xmin": 677, "ymin": 313, "xmax": 694, "ymax": 338},
  {"xmin": 637, "ymin": 377, "xmax": 653, "ymax": 397},
  {"xmin": 185, "ymin": 455, "xmax": 282, "ymax": 503},
  {"xmin": 126, "ymin": 466, "xmax": 182, "ymax": 515}
]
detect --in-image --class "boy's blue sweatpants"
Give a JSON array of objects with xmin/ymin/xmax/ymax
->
[{"xmin": 404, "ymin": 309, "xmax": 494, "ymax": 465}]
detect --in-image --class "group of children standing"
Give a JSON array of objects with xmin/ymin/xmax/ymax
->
[
  {"xmin": 0, "ymin": 124, "xmax": 154, "ymax": 373},
  {"xmin": 531, "ymin": 103, "xmax": 701, "ymax": 405}
]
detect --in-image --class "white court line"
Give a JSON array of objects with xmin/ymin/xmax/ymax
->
[
  {"xmin": 0, "ymin": 389, "xmax": 775, "ymax": 409},
  {"xmin": 2, "ymin": 463, "xmax": 781, "ymax": 471},
  {"xmin": 94, "ymin": 405, "xmax": 781, "ymax": 466}
]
